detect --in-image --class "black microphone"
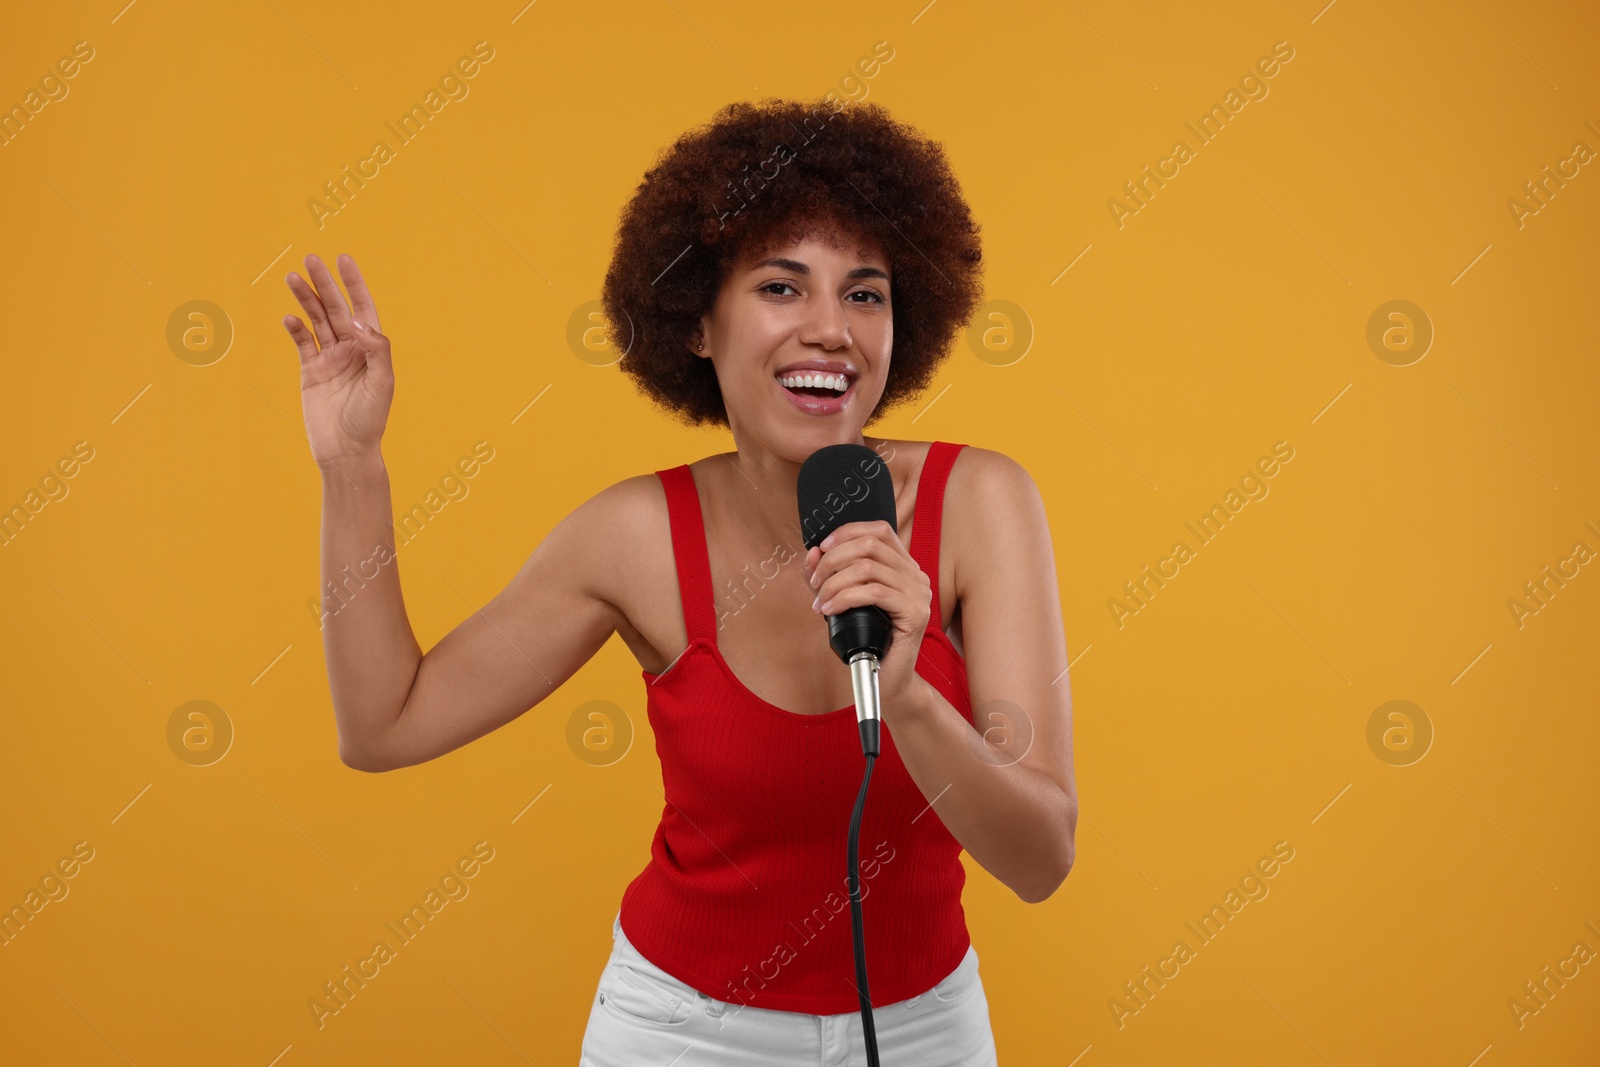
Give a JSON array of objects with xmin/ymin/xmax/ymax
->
[
  {"xmin": 799, "ymin": 442, "xmax": 894, "ymax": 1067},
  {"xmin": 797, "ymin": 443, "xmax": 897, "ymax": 758}
]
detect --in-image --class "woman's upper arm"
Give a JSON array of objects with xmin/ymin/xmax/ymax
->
[
  {"xmin": 355, "ymin": 476, "xmax": 654, "ymax": 772},
  {"xmin": 952, "ymin": 448, "xmax": 1077, "ymax": 809}
]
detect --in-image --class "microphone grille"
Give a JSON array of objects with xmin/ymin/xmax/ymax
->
[{"xmin": 796, "ymin": 444, "xmax": 897, "ymax": 550}]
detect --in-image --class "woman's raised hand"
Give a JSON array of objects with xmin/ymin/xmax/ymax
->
[{"xmin": 282, "ymin": 253, "xmax": 393, "ymax": 472}]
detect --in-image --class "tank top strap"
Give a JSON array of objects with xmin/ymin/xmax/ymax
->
[
  {"xmin": 655, "ymin": 464, "xmax": 718, "ymax": 645},
  {"xmin": 909, "ymin": 441, "xmax": 967, "ymax": 627}
]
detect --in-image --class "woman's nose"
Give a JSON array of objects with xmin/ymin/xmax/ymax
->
[{"xmin": 801, "ymin": 301, "xmax": 853, "ymax": 350}]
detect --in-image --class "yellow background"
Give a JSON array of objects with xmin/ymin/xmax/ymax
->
[{"xmin": 2, "ymin": 1, "xmax": 1597, "ymax": 1064}]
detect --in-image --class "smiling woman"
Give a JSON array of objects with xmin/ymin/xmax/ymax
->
[{"xmin": 282, "ymin": 94, "xmax": 1073, "ymax": 1067}]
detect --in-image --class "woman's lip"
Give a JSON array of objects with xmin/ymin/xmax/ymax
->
[{"xmin": 774, "ymin": 375, "xmax": 854, "ymax": 415}]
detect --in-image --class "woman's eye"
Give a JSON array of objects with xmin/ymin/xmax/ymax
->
[{"xmin": 760, "ymin": 282, "xmax": 885, "ymax": 304}]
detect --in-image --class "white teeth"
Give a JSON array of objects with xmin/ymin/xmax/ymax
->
[{"xmin": 778, "ymin": 372, "xmax": 849, "ymax": 393}]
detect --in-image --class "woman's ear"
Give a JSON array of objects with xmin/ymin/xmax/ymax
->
[{"xmin": 692, "ymin": 314, "xmax": 713, "ymax": 359}]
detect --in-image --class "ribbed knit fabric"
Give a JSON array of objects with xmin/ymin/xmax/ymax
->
[{"xmin": 617, "ymin": 441, "xmax": 974, "ymax": 1014}]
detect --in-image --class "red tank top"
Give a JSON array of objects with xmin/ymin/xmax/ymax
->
[{"xmin": 618, "ymin": 441, "xmax": 975, "ymax": 1014}]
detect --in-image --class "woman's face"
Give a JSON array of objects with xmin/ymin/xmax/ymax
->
[{"xmin": 695, "ymin": 224, "xmax": 892, "ymax": 462}]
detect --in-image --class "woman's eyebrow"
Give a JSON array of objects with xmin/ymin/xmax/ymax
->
[{"xmin": 754, "ymin": 256, "xmax": 889, "ymax": 282}]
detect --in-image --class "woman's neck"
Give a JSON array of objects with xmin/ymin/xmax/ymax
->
[{"xmin": 700, "ymin": 433, "xmax": 897, "ymax": 551}]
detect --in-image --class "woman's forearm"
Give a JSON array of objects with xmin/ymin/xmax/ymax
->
[
  {"xmin": 890, "ymin": 676, "xmax": 1077, "ymax": 903},
  {"xmin": 318, "ymin": 453, "xmax": 422, "ymax": 763}
]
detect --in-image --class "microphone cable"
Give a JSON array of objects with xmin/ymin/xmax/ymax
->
[{"xmin": 848, "ymin": 714, "xmax": 881, "ymax": 1066}]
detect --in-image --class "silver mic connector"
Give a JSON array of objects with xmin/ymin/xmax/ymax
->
[{"xmin": 848, "ymin": 650, "xmax": 881, "ymax": 757}]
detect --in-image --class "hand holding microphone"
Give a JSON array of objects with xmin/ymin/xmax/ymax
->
[{"xmin": 797, "ymin": 445, "xmax": 933, "ymax": 738}]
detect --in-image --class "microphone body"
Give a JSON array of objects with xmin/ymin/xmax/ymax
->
[{"xmin": 796, "ymin": 443, "xmax": 899, "ymax": 758}]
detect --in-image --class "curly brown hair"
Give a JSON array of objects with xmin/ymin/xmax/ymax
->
[{"xmin": 601, "ymin": 98, "xmax": 984, "ymax": 428}]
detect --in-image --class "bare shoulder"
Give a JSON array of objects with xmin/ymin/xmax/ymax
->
[
  {"xmin": 507, "ymin": 471, "xmax": 667, "ymax": 631},
  {"xmin": 581, "ymin": 470, "xmax": 670, "ymax": 524},
  {"xmin": 942, "ymin": 445, "xmax": 1052, "ymax": 572},
  {"xmin": 560, "ymin": 471, "xmax": 672, "ymax": 587},
  {"xmin": 946, "ymin": 445, "xmax": 1045, "ymax": 510}
]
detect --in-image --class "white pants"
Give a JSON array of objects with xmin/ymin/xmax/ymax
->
[{"xmin": 579, "ymin": 911, "xmax": 999, "ymax": 1066}]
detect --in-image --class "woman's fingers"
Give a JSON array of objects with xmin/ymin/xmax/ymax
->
[
  {"xmin": 282, "ymin": 315, "xmax": 320, "ymax": 365},
  {"xmin": 304, "ymin": 254, "xmax": 356, "ymax": 342},
  {"xmin": 286, "ymin": 270, "xmax": 336, "ymax": 350},
  {"xmin": 813, "ymin": 554, "xmax": 928, "ymax": 615},
  {"xmin": 816, "ymin": 581, "xmax": 905, "ymax": 618},
  {"xmin": 336, "ymin": 254, "xmax": 381, "ymax": 333},
  {"xmin": 807, "ymin": 534, "xmax": 903, "ymax": 589},
  {"xmin": 349, "ymin": 317, "xmax": 394, "ymax": 378}
]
